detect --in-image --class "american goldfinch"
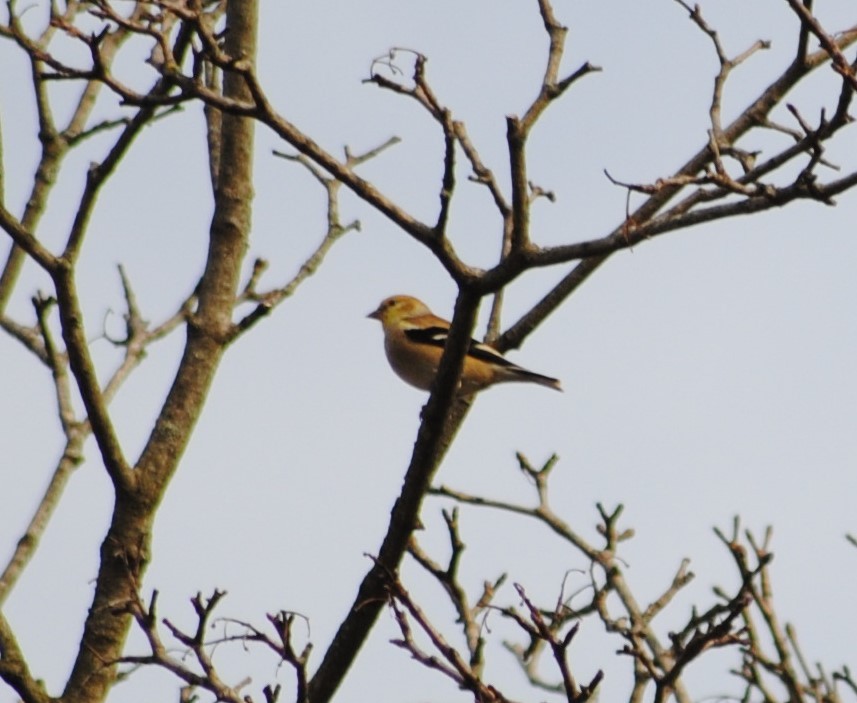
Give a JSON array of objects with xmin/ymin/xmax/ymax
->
[{"xmin": 368, "ymin": 295, "xmax": 562, "ymax": 394}]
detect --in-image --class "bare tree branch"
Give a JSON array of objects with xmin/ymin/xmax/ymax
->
[
  {"xmin": 784, "ymin": 0, "xmax": 857, "ymax": 92},
  {"xmin": 0, "ymin": 612, "xmax": 50, "ymax": 703},
  {"xmin": 2, "ymin": 3, "xmax": 856, "ymax": 703},
  {"xmin": 229, "ymin": 137, "xmax": 400, "ymax": 339}
]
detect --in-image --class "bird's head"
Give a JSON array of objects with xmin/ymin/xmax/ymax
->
[{"xmin": 368, "ymin": 295, "xmax": 431, "ymax": 325}]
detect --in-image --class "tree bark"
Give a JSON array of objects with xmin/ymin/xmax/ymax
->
[{"xmin": 59, "ymin": 4, "xmax": 259, "ymax": 702}]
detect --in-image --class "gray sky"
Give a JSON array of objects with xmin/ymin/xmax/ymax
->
[{"xmin": 2, "ymin": 2, "xmax": 856, "ymax": 702}]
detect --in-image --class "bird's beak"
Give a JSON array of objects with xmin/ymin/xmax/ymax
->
[{"xmin": 367, "ymin": 307, "xmax": 382, "ymax": 320}]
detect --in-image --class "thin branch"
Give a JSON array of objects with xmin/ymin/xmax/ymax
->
[
  {"xmin": 0, "ymin": 266, "xmax": 194, "ymax": 606},
  {"xmin": 783, "ymin": 0, "xmax": 857, "ymax": 91},
  {"xmin": 229, "ymin": 137, "xmax": 400, "ymax": 338},
  {"xmin": 454, "ymin": 120, "xmax": 510, "ymax": 216},
  {"xmin": 512, "ymin": 584, "xmax": 603, "ymax": 703},
  {"xmin": 642, "ymin": 559, "xmax": 695, "ymax": 623},
  {"xmin": 495, "ymin": 26, "xmax": 857, "ymax": 352},
  {"xmin": 0, "ymin": 0, "xmax": 158, "ymax": 313},
  {"xmin": 121, "ymin": 590, "xmax": 245, "ymax": 702},
  {"xmin": 0, "ymin": 611, "xmax": 50, "ymax": 703},
  {"xmin": 60, "ymin": 24, "xmax": 195, "ymax": 264},
  {"xmin": 0, "ymin": 203, "xmax": 58, "ymax": 273},
  {"xmin": 0, "ymin": 314, "xmax": 48, "ymax": 363},
  {"xmin": 307, "ymin": 290, "xmax": 481, "ymax": 703},
  {"xmin": 0, "ymin": 440, "xmax": 84, "ymax": 606},
  {"xmin": 434, "ymin": 455, "xmax": 699, "ymax": 703},
  {"xmin": 53, "ymin": 264, "xmax": 133, "ymax": 487},
  {"xmin": 408, "ymin": 508, "xmax": 504, "ymax": 672},
  {"xmin": 383, "ymin": 564, "xmax": 513, "ymax": 702},
  {"xmin": 674, "ymin": 0, "xmax": 771, "ymax": 145}
]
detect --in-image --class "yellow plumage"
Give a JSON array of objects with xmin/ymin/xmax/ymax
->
[{"xmin": 368, "ymin": 295, "xmax": 562, "ymax": 394}]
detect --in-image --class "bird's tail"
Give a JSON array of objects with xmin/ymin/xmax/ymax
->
[{"xmin": 507, "ymin": 367, "xmax": 563, "ymax": 392}]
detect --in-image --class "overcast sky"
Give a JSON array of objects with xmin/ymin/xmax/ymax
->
[{"xmin": 2, "ymin": 2, "xmax": 856, "ymax": 702}]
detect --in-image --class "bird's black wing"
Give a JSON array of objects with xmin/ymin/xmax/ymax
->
[{"xmin": 404, "ymin": 326, "xmax": 517, "ymax": 368}]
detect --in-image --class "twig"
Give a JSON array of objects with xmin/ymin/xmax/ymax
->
[
  {"xmin": 783, "ymin": 0, "xmax": 857, "ymax": 92},
  {"xmin": 229, "ymin": 137, "xmax": 399, "ymax": 339},
  {"xmin": 382, "ymin": 565, "xmax": 512, "ymax": 702},
  {"xmin": 122, "ymin": 589, "xmax": 305, "ymax": 703},
  {"xmin": 408, "ymin": 508, "xmax": 504, "ymax": 672}
]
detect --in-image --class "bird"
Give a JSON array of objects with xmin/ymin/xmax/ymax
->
[{"xmin": 368, "ymin": 295, "xmax": 562, "ymax": 394}]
